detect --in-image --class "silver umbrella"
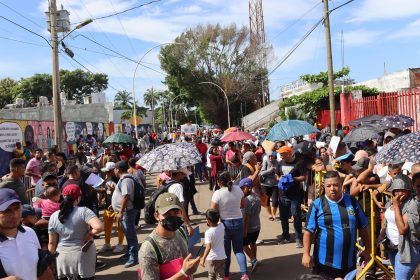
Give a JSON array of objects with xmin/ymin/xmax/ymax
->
[
  {"xmin": 343, "ymin": 124, "xmax": 384, "ymax": 143},
  {"xmin": 136, "ymin": 143, "xmax": 202, "ymax": 172}
]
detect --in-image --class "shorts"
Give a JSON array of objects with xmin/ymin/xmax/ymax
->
[
  {"xmin": 243, "ymin": 230, "xmax": 260, "ymax": 246},
  {"xmin": 261, "ymin": 185, "xmax": 279, "ymax": 207},
  {"xmin": 312, "ymin": 262, "xmax": 355, "ymax": 280}
]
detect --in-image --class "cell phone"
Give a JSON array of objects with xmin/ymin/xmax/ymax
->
[
  {"xmin": 194, "ymin": 244, "xmax": 204, "ymax": 258},
  {"xmin": 81, "ymin": 239, "xmax": 93, "ymax": 252}
]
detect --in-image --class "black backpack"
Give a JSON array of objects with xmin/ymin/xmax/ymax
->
[
  {"xmin": 144, "ymin": 180, "xmax": 177, "ymax": 224},
  {"xmin": 120, "ymin": 175, "xmax": 145, "ymax": 210}
]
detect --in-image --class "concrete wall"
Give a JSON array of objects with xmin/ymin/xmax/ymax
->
[
  {"xmin": 0, "ymin": 103, "xmax": 114, "ymax": 123},
  {"xmin": 355, "ymin": 68, "xmax": 420, "ymax": 92},
  {"xmin": 241, "ymin": 100, "xmax": 281, "ymax": 131}
]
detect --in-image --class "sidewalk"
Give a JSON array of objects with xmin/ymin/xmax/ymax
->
[{"xmin": 95, "ymin": 177, "xmax": 309, "ymax": 280}]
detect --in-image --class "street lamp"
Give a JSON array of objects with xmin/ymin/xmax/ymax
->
[
  {"xmin": 199, "ymin": 81, "xmax": 231, "ymax": 128},
  {"xmin": 132, "ymin": 42, "xmax": 184, "ymax": 138}
]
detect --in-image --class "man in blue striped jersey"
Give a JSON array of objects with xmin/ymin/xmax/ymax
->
[{"xmin": 302, "ymin": 171, "xmax": 371, "ymax": 279}]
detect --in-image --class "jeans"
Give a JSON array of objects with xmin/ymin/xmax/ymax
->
[
  {"xmin": 221, "ymin": 218, "xmax": 248, "ymax": 277},
  {"xmin": 389, "ymin": 245, "xmax": 420, "ymax": 280},
  {"xmin": 195, "ymin": 162, "xmax": 204, "ymax": 180},
  {"xmin": 121, "ymin": 208, "xmax": 139, "ymax": 262},
  {"xmin": 279, "ymin": 196, "xmax": 303, "ymax": 241}
]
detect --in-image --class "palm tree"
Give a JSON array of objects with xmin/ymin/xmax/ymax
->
[
  {"xmin": 114, "ymin": 90, "xmax": 133, "ymax": 109},
  {"xmin": 143, "ymin": 88, "xmax": 158, "ymax": 109}
]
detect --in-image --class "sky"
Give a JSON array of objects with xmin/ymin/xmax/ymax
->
[{"xmin": 1, "ymin": 0, "xmax": 420, "ymax": 105}]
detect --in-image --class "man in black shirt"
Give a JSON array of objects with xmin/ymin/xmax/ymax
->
[{"xmin": 277, "ymin": 145, "xmax": 306, "ymax": 248}]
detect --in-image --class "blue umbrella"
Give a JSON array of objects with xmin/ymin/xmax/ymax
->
[{"xmin": 266, "ymin": 120, "xmax": 320, "ymax": 141}]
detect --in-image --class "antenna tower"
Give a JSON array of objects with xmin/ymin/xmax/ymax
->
[{"xmin": 249, "ymin": 0, "xmax": 269, "ymax": 107}]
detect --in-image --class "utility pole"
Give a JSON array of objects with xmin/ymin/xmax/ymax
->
[
  {"xmin": 49, "ymin": 0, "xmax": 63, "ymax": 150},
  {"xmin": 323, "ymin": 0, "xmax": 336, "ymax": 136},
  {"xmin": 151, "ymin": 86, "xmax": 156, "ymax": 132}
]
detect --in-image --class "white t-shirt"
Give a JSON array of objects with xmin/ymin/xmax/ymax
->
[
  {"xmin": 168, "ymin": 183, "xmax": 185, "ymax": 203},
  {"xmin": 385, "ymin": 207, "xmax": 399, "ymax": 245},
  {"xmin": 211, "ymin": 185, "xmax": 244, "ymax": 220},
  {"xmin": 0, "ymin": 226, "xmax": 40, "ymax": 280},
  {"xmin": 204, "ymin": 223, "xmax": 227, "ymax": 260}
]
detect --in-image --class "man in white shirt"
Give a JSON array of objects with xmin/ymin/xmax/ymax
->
[
  {"xmin": 0, "ymin": 188, "xmax": 54, "ymax": 280},
  {"xmin": 169, "ymin": 168, "xmax": 194, "ymax": 236}
]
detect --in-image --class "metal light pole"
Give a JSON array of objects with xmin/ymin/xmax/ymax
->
[
  {"xmin": 168, "ymin": 93, "xmax": 188, "ymax": 131},
  {"xmin": 132, "ymin": 42, "xmax": 184, "ymax": 139},
  {"xmin": 199, "ymin": 81, "xmax": 230, "ymax": 128}
]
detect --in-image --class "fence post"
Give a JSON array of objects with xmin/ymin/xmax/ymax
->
[{"xmin": 376, "ymin": 94, "xmax": 382, "ymax": 115}]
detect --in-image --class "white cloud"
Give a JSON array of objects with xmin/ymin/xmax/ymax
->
[
  {"xmin": 175, "ymin": 5, "xmax": 203, "ymax": 14},
  {"xmin": 389, "ymin": 19, "xmax": 420, "ymax": 39},
  {"xmin": 348, "ymin": 0, "xmax": 420, "ymax": 22}
]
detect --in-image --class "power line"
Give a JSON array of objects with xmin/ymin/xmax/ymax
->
[
  {"xmin": 0, "ymin": 1, "xmax": 44, "ymax": 29},
  {"xmin": 0, "ymin": 15, "xmax": 51, "ymax": 47},
  {"xmin": 0, "ymin": 35, "xmax": 48, "ymax": 48},
  {"xmin": 88, "ymin": 0, "xmax": 160, "ymax": 21},
  {"xmin": 266, "ymin": 1, "xmax": 322, "ymax": 44},
  {"xmin": 72, "ymin": 34, "xmax": 166, "ymax": 75}
]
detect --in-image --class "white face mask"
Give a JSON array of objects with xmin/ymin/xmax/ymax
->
[{"xmin": 106, "ymin": 190, "xmax": 112, "ymax": 195}]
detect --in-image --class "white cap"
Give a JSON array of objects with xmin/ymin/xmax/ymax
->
[
  {"xmin": 176, "ymin": 167, "xmax": 192, "ymax": 176},
  {"xmin": 101, "ymin": 162, "xmax": 116, "ymax": 172},
  {"xmin": 402, "ymin": 162, "xmax": 415, "ymax": 174}
]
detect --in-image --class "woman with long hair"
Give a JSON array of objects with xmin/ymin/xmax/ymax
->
[
  {"xmin": 48, "ymin": 184, "xmax": 103, "ymax": 279},
  {"xmin": 211, "ymin": 171, "xmax": 249, "ymax": 280},
  {"xmin": 209, "ymin": 146, "xmax": 224, "ymax": 192},
  {"xmin": 226, "ymin": 142, "xmax": 241, "ymax": 178}
]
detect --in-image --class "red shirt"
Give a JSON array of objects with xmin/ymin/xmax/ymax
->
[{"xmin": 119, "ymin": 148, "xmax": 133, "ymax": 161}]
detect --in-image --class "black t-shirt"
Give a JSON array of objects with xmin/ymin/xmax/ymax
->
[{"xmin": 279, "ymin": 159, "xmax": 305, "ymax": 199}]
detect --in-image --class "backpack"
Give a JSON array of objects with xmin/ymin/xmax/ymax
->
[
  {"xmin": 120, "ymin": 175, "xmax": 145, "ymax": 210},
  {"xmin": 144, "ymin": 181, "xmax": 178, "ymax": 224}
]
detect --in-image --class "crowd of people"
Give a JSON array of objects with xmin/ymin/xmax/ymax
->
[{"xmin": 0, "ymin": 123, "xmax": 419, "ymax": 280}]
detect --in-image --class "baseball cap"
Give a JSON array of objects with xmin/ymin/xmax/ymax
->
[
  {"xmin": 390, "ymin": 174, "xmax": 413, "ymax": 193},
  {"xmin": 353, "ymin": 150, "xmax": 368, "ymax": 161},
  {"xmin": 277, "ymin": 145, "xmax": 293, "ymax": 154},
  {"xmin": 175, "ymin": 167, "xmax": 192, "ymax": 176},
  {"xmin": 101, "ymin": 162, "xmax": 116, "ymax": 173},
  {"xmin": 62, "ymin": 184, "xmax": 82, "ymax": 200},
  {"xmin": 42, "ymin": 172, "xmax": 57, "ymax": 181},
  {"xmin": 155, "ymin": 193, "xmax": 183, "ymax": 214},
  {"xmin": 335, "ymin": 152, "xmax": 354, "ymax": 162},
  {"xmin": 114, "ymin": 160, "xmax": 129, "ymax": 171},
  {"xmin": 384, "ymin": 131, "xmax": 396, "ymax": 139},
  {"xmin": 0, "ymin": 189, "xmax": 21, "ymax": 211},
  {"xmin": 352, "ymin": 157, "xmax": 370, "ymax": 171},
  {"xmin": 239, "ymin": 178, "xmax": 253, "ymax": 189},
  {"xmin": 22, "ymin": 204, "xmax": 42, "ymax": 218}
]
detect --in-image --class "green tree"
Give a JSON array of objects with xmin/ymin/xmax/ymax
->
[
  {"xmin": 120, "ymin": 106, "xmax": 148, "ymax": 120},
  {"xmin": 143, "ymin": 88, "xmax": 159, "ymax": 108},
  {"xmin": 11, "ymin": 73, "xmax": 53, "ymax": 104},
  {"xmin": 114, "ymin": 90, "xmax": 133, "ymax": 109},
  {"xmin": 160, "ymin": 23, "xmax": 269, "ymax": 128},
  {"xmin": 0, "ymin": 78, "xmax": 17, "ymax": 107}
]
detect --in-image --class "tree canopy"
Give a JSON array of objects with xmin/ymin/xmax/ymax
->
[
  {"xmin": 0, "ymin": 78, "xmax": 17, "ymax": 108},
  {"xmin": 9, "ymin": 69, "xmax": 108, "ymax": 104},
  {"xmin": 160, "ymin": 23, "xmax": 269, "ymax": 128}
]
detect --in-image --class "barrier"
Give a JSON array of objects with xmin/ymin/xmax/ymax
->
[{"xmin": 356, "ymin": 188, "xmax": 393, "ymax": 280}]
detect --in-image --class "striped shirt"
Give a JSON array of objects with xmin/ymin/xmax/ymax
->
[{"xmin": 305, "ymin": 193, "xmax": 368, "ymax": 270}]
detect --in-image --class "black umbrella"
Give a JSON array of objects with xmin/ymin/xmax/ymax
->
[
  {"xmin": 381, "ymin": 114, "xmax": 414, "ymax": 129},
  {"xmin": 294, "ymin": 141, "xmax": 317, "ymax": 156},
  {"xmin": 349, "ymin": 114, "xmax": 384, "ymax": 126},
  {"xmin": 343, "ymin": 124, "xmax": 384, "ymax": 143},
  {"xmin": 375, "ymin": 132, "xmax": 420, "ymax": 163}
]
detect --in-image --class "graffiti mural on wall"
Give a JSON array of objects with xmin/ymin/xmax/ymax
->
[{"xmin": 0, "ymin": 120, "xmax": 117, "ymax": 175}]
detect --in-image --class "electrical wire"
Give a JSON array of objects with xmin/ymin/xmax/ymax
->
[
  {"xmin": 266, "ymin": 1, "xmax": 322, "ymax": 44},
  {"xmin": 88, "ymin": 0, "xmax": 160, "ymax": 21},
  {"xmin": 0, "ymin": 1, "xmax": 45, "ymax": 29},
  {"xmin": 0, "ymin": 35, "xmax": 48, "ymax": 48},
  {"xmin": 0, "ymin": 15, "xmax": 51, "ymax": 47}
]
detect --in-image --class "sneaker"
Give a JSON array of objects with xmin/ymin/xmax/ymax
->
[
  {"xmin": 295, "ymin": 240, "xmax": 303, "ymax": 248},
  {"xmin": 256, "ymin": 239, "xmax": 264, "ymax": 245},
  {"xmin": 240, "ymin": 274, "xmax": 250, "ymax": 280},
  {"xmin": 98, "ymin": 244, "xmax": 112, "ymax": 253},
  {"xmin": 112, "ymin": 244, "xmax": 125, "ymax": 254},
  {"xmin": 278, "ymin": 236, "xmax": 290, "ymax": 244},
  {"xmin": 251, "ymin": 259, "xmax": 260, "ymax": 273},
  {"xmin": 124, "ymin": 259, "xmax": 139, "ymax": 268},
  {"xmin": 95, "ymin": 260, "xmax": 107, "ymax": 270}
]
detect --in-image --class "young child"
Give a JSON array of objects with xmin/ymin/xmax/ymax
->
[
  {"xmin": 32, "ymin": 186, "xmax": 60, "ymax": 220},
  {"xmin": 239, "ymin": 178, "xmax": 261, "ymax": 273},
  {"xmin": 200, "ymin": 209, "xmax": 226, "ymax": 280}
]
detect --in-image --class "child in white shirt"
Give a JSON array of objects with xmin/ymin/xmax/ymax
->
[{"xmin": 200, "ymin": 209, "xmax": 227, "ymax": 280}]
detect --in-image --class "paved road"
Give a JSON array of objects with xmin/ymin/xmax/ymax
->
[{"xmin": 95, "ymin": 176, "xmax": 310, "ymax": 280}]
